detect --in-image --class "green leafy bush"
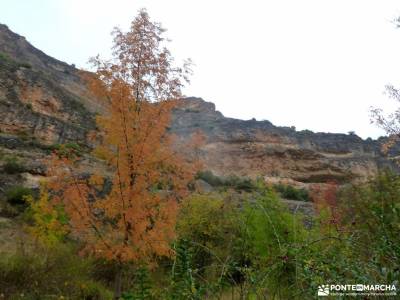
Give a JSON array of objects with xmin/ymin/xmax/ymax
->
[
  {"xmin": 168, "ymin": 239, "xmax": 205, "ymax": 300},
  {"xmin": 196, "ymin": 170, "xmax": 257, "ymax": 192},
  {"xmin": 337, "ymin": 171, "xmax": 400, "ymax": 282},
  {"xmin": 195, "ymin": 170, "xmax": 224, "ymax": 186},
  {"xmin": 50, "ymin": 142, "xmax": 84, "ymax": 158},
  {"xmin": 237, "ymin": 188, "xmax": 308, "ymax": 298},
  {"xmin": 5, "ymin": 185, "xmax": 33, "ymax": 205},
  {"xmin": 0, "ymin": 52, "xmax": 15, "ymax": 66},
  {"xmin": 176, "ymin": 193, "xmax": 246, "ymax": 296},
  {"xmin": 121, "ymin": 267, "xmax": 154, "ymax": 300},
  {"xmin": 3, "ymin": 157, "xmax": 25, "ymax": 174},
  {"xmin": 175, "ymin": 178, "xmax": 400, "ymax": 298},
  {"xmin": 224, "ymin": 175, "xmax": 256, "ymax": 192},
  {"xmin": 273, "ymin": 184, "xmax": 310, "ymax": 201},
  {"xmin": 175, "ymin": 190, "xmax": 309, "ymax": 298},
  {"xmin": 288, "ymin": 171, "xmax": 400, "ymax": 298},
  {"xmin": 0, "ymin": 52, "xmax": 31, "ymax": 69}
]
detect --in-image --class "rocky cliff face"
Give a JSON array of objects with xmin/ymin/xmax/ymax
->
[
  {"xmin": 0, "ymin": 24, "xmax": 99, "ymax": 145},
  {"xmin": 0, "ymin": 24, "xmax": 398, "ymax": 197},
  {"xmin": 171, "ymin": 97, "xmax": 398, "ymax": 184},
  {"xmin": 0, "ymin": 24, "xmax": 100, "ymax": 201}
]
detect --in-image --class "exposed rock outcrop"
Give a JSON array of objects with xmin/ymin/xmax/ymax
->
[
  {"xmin": 0, "ymin": 24, "xmax": 97, "ymax": 145},
  {"xmin": 171, "ymin": 97, "xmax": 398, "ymax": 184},
  {"xmin": 0, "ymin": 23, "xmax": 398, "ymax": 201}
]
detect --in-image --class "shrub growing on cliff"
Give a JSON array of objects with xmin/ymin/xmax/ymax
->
[
  {"xmin": 49, "ymin": 142, "xmax": 83, "ymax": 158},
  {"xmin": 5, "ymin": 185, "xmax": 32, "ymax": 205},
  {"xmin": 196, "ymin": 170, "xmax": 257, "ymax": 192},
  {"xmin": 273, "ymin": 184, "xmax": 310, "ymax": 201},
  {"xmin": 3, "ymin": 156, "xmax": 25, "ymax": 174},
  {"xmin": 195, "ymin": 170, "xmax": 224, "ymax": 186}
]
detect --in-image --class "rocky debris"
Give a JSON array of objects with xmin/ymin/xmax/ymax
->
[
  {"xmin": 193, "ymin": 179, "xmax": 214, "ymax": 194},
  {"xmin": 282, "ymin": 199, "xmax": 315, "ymax": 216}
]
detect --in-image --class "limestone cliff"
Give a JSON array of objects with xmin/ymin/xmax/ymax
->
[
  {"xmin": 171, "ymin": 97, "xmax": 398, "ymax": 184},
  {"xmin": 0, "ymin": 24, "xmax": 398, "ymax": 198},
  {"xmin": 0, "ymin": 24, "xmax": 99, "ymax": 147}
]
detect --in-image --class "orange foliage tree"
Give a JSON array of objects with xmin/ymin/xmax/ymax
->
[{"xmin": 47, "ymin": 9, "xmax": 198, "ymax": 297}]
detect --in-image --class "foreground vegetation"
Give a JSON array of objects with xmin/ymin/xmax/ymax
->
[{"xmin": 0, "ymin": 171, "xmax": 399, "ymax": 299}]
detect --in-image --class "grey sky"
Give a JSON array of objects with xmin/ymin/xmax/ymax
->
[{"xmin": 2, "ymin": 0, "xmax": 400, "ymax": 138}]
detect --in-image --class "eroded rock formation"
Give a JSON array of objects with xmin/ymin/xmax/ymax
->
[
  {"xmin": 171, "ymin": 97, "xmax": 398, "ymax": 184},
  {"xmin": 0, "ymin": 23, "xmax": 398, "ymax": 200}
]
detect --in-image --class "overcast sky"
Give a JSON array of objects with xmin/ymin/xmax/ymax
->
[{"xmin": 2, "ymin": 0, "xmax": 400, "ymax": 139}]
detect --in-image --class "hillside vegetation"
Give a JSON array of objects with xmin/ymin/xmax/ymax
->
[{"xmin": 0, "ymin": 172, "xmax": 399, "ymax": 299}]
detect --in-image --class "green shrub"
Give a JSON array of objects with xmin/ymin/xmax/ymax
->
[
  {"xmin": 238, "ymin": 188, "xmax": 308, "ymax": 298},
  {"xmin": 50, "ymin": 142, "xmax": 83, "ymax": 157},
  {"xmin": 0, "ymin": 243, "xmax": 112, "ymax": 299},
  {"xmin": 196, "ymin": 171, "xmax": 257, "ymax": 192},
  {"xmin": 337, "ymin": 171, "xmax": 400, "ymax": 281},
  {"xmin": 0, "ymin": 52, "xmax": 13, "ymax": 64},
  {"xmin": 176, "ymin": 193, "xmax": 244, "ymax": 295},
  {"xmin": 18, "ymin": 62, "xmax": 32, "ymax": 69},
  {"xmin": 289, "ymin": 171, "xmax": 400, "ymax": 298},
  {"xmin": 195, "ymin": 170, "xmax": 224, "ymax": 186},
  {"xmin": 5, "ymin": 186, "xmax": 33, "ymax": 205},
  {"xmin": 0, "ymin": 52, "xmax": 31, "ymax": 69},
  {"xmin": 3, "ymin": 157, "xmax": 25, "ymax": 174},
  {"xmin": 273, "ymin": 184, "xmax": 310, "ymax": 201},
  {"xmin": 168, "ymin": 239, "xmax": 205, "ymax": 300},
  {"xmin": 224, "ymin": 175, "xmax": 256, "ymax": 192},
  {"xmin": 122, "ymin": 267, "xmax": 154, "ymax": 300}
]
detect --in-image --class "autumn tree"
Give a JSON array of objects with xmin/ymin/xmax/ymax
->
[{"xmin": 47, "ymin": 9, "xmax": 198, "ymax": 298}]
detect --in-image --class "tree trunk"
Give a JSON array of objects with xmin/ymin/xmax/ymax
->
[{"xmin": 114, "ymin": 267, "xmax": 123, "ymax": 299}]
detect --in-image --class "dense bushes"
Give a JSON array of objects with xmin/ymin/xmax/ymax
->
[
  {"xmin": 196, "ymin": 170, "xmax": 224, "ymax": 186},
  {"xmin": 5, "ymin": 185, "xmax": 33, "ymax": 205},
  {"xmin": 49, "ymin": 142, "xmax": 84, "ymax": 157},
  {"xmin": 337, "ymin": 171, "xmax": 400, "ymax": 283},
  {"xmin": 176, "ymin": 194, "xmax": 242, "ymax": 287},
  {"xmin": 196, "ymin": 171, "xmax": 311, "ymax": 201},
  {"xmin": 173, "ymin": 188, "xmax": 310, "ymax": 298},
  {"xmin": 175, "ymin": 172, "xmax": 400, "ymax": 298},
  {"xmin": 0, "ymin": 52, "xmax": 31, "ymax": 69},
  {"xmin": 273, "ymin": 183, "xmax": 310, "ymax": 201},
  {"xmin": 2, "ymin": 156, "xmax": 25, "ymax": 174},
  {"xmin": 1, "ymin": 172, "xmax": 399, "ymax": 298},
  {"xmin": 196, "ymin": 170, "xmax": 258, "ymax": 192},
  {"xmin": 0, "ymin": 243, "xmax": 112, "ymax": 299}
]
